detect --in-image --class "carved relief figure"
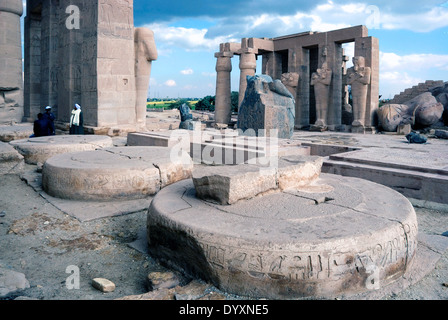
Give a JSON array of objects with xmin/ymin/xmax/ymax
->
[
  {"xmin": 311, "ymin": 62, "xmax": 332, "ymax": 128},
  {"xmin": 347, "ymin": 56, "xmax": 371, "ymax": 127},
  {"xmin": 134, "ymin": 27, "xmax": 158, "ymax": 126}
]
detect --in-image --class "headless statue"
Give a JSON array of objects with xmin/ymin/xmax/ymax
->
[
  {"xmin": 347, "ymin": 56, "xmax": 371, "ymax": 127},
  {"xmin": 134, "ymin": 28, "xmax": 158, "ymax": 127},
  {"xmin": 311, "ymin": 62, "xmax": 332, "ymax": 128}
]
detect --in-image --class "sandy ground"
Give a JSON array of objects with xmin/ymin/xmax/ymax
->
[{"xmin": 0, "ymin": 169, "xmax": 447, "ymax": 301}]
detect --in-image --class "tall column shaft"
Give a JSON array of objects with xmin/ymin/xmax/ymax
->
[
  {"xmin": 215, "ymin": 53, "xmax": 233, "ymax": 125},
  {"xmin": 238, "ymin": 52, "xmax": 257, "ymax": 107}
]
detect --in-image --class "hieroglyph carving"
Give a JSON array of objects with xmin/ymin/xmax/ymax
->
[{"xmin": 198, "ymin": 222, "xmax": 417, "ymax": 285}]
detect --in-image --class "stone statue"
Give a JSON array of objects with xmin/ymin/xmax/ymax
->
[
  {"xmin": 281, "ymin": 72, "xmax": 299, "ymax": 99},
  {"xmin": 347, "ymin": 56, "xmax": 371, "ymax": 128},
  {"xmin": 0, "ymin": 0, "xmax": 24, "ymax": 124},
  {"xmin": 134, "ymin": 27, "xmax": 158, "ymax": 128},
  {"xmin": 238, "ymin": 75, "xmax": 295, "ymax": 139},
  {"xmin": 311, "ymin": 62, "xmax": 332, "ymax": 128},
  {"xmin": 179, "ymin": 103, "xmax": 194, "ymax": 130}
]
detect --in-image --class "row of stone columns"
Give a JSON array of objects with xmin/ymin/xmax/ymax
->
[
  {"xmin": 214, "ymin": 49, "xmax": 257, "ymax": 126},
  {"xmin": 214, "ymin": 30, "xmax": 379, "ymax": 132}
]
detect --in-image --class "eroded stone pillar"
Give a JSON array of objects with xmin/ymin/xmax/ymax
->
[
  {"xmin": 238, "ymin": 50, "xmax": 257, "ymax": 107},
  {"xmin": 134, "ymin": 27, "xmax": 157, "ymax": 128},
  {"xmin": 0, "ymin": 0, "xmax": 24, "ymax": 124},
  {"xmin": 214, "ymin": 52, "xmax": 233, "ymax": 126}
]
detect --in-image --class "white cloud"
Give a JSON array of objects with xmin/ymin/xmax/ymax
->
[
  {"xmin": 181, "ymin": 68, "xmax": 194, "ymax": 75},
  {"xmin": 164, "ymin": 80, "xmax": 177, "ymax": 87},
  {"xmin": 144, "ymin": 23, "xmax": 239, "ymax": 52},
  {"xmin": 379, "ymin": 51, "xmax": 448, "ymax": 98},
  {"xmin": 380, "ymin": 7, "xmax": 448, "ymax": 32}
]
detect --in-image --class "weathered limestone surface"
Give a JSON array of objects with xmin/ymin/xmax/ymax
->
[
  {"xmin": 192, "ymin": 155, "xmax": 323, "ymax": 205},
  {"xmin": 0, "ymin": 141, "xmax": 24, "ymax": 175},
  {"xmin": 42, "ymin": 146, "xmax": 193, "ymax": 201},
  {"xmin": 404, "ymin": 92, "xmax": 444, "ymax": 127},
  {"xmin": 9, "ymin": 135, "xmax": 114, "ymax": 164},
  {"xmin": 238, "ymin": 75, "xmax": 295, "ymax": 139},
  {"xmin": 147, "ymin": 174, "xmax": 418, "ymax": 299},
  {"xmin": 377, "ymin": 104, "xmax": 413, "ymax": 132},
  {"xmin": 0, "ymin": 0, "xmax": 24, "ymax": 124}
]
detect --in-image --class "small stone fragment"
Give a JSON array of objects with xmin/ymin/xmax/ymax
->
[
  {"xmin": 92, "ymin": 278, "xmax": 116, "ymax": 293},
  {"xmin": 146, "ymin": 271, "xmax": 180, "ymax": 291}
]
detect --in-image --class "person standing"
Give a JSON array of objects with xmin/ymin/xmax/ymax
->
[
  {"xmin": 69, "ymin": 104, "xmax": 84, "ymax": 135},
  {"xmin": 43, "ymin": 106, "xmax": 56, "ymax": 135}
]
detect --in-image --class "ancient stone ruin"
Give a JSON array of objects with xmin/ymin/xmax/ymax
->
[
  {"xmin": 23, "ymin": 0, "xmax": 157, "ymax": 134},
  {"xmin": 214, "ymin": 26, "xmax": 379, "ymax": 134},
  {"xmin": 1, "ymin": 0, "xmax": 448, "ymax": 302},
  {"xmin": 147, "ymin": 152, "xmax": 418, "ymax": 299},
  {"xmin": 378, "ymin": 82, "xmax": 448, "ymax": 132}
]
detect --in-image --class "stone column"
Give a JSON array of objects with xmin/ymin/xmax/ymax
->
[
  {"xmin": 0, "ymin": 0, "xmax": 24, "ymax": 124},
  {"xmin": 238, "ymin": 50, "xmax": 257, "ymax": 107},
  {"xmin": 214, "ymin": 52, "xmax": 233, "ymax": 126}
]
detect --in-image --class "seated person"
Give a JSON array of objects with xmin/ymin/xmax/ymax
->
[{"xmin": 31, "ymin": 113, "xmax": 50, "ymax": 138}]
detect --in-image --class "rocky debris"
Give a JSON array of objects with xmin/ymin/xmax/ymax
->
[
  {"xmin": 0, "ymin": 267, "xmax": 30, "ymax": 298},
  {"xmin": 174, "ymin": 281, "xmax": 212, "ymax": 301},
  {"xmin": 146, "ymin": 271, "xmax": 181, "ymax": 291},
  {"xmin": 435, "ymin": 130, "xmax": 448, "ymax": 140},
  {"xmin": 406, "ymin": 132, "xmax": 428, "ymax": 144},
  {"xmin": 116, "ymin": 279, "xmax": 218, "ymax": 301},
  {"xmin": 92, "ymin": 278, "xmax": 116, "ymax": 293}
]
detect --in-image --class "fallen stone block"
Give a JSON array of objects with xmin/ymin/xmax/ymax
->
[
  {"xmin": 92, "ymin": 278, "xmax": 116, "ymax": 293},
  {"xmin": 0, "ymin": 267, "xmax": 30, "ymax": 298},
  {"xmin": 192, "ymin": 155, "xmax": 323, "ymax": 205}
]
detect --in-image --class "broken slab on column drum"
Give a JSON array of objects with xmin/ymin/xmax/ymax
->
[
  {"xmin": 42, "ymin": 146, "xmax": 193, "ymax": 201},
  {"xmin": 9, "ymin": 135, "xmax": 114, "ymax": 164},
  {"xmin": 147, "ymin": 174, "xmax": 418, "ymax": 299},
  {"xmin": 192, "ymin": 155, "xmax": 323, "ymax": 205}
]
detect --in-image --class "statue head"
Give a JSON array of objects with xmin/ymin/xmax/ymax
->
[
  {"xmin": 352, "ymin": 56, "xmax": 366, "ymax": 70},
  {"xmin": 134, "ymin": 27, "xmax": 158, "ymax": 62},
  {"xmin": 281, "ymin": 72, "xmax": 299, "ymax": 88}
]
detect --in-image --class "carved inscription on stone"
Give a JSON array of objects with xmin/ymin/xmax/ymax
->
[{"xmin": 195, "ymin": 222, "xmax": 417, "ymax": 284}]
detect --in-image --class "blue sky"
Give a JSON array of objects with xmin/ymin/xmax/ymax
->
[
  {"xmin": 20, "ymin": 0, "xmax": 448, "ymax": 100},
  {"xmin": 133, "ymin": 0, "xmax": 448, "ymax": 100}
]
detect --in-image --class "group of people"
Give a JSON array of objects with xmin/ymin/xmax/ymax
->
[{"xmin": 31, "ymin": 104, "xmax": 84, "ymax": 138}]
